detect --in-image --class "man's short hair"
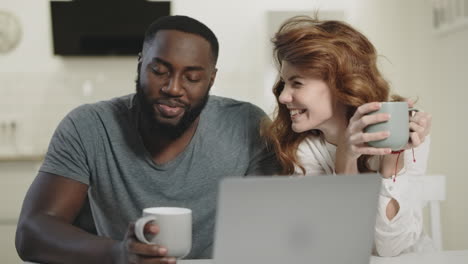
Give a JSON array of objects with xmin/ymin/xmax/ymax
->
[{"xmin": 143, "ymin": 15, "xmax": 219, "ymax": 64}]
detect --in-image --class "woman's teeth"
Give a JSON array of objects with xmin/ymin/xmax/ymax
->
[{"xmin": 290, "ymin": 109, "xmax": 306, "ymax": 116}]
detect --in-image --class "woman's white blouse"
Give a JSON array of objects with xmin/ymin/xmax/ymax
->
[{"xmin": 295, "ymin": 135, "xmax": 434, "ymax": 257}]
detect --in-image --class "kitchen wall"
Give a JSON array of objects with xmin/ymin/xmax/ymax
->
[{"xmin": 1, "ymin": 0, "xmax": 467, "ymax": 262}]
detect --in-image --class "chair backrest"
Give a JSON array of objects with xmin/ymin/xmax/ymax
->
[{"xmin": 412, "ymin": 175, "xmax": 446, "ymax": 250}]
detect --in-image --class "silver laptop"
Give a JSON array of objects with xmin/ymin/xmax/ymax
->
[{"xmin": 213, "ymin": 174, "xmax": 381, "ymax": 264}]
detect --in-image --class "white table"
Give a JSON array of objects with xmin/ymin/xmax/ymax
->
[
  {"xmin": 371, "ymin": 250, "xmax": 468, "ymax": 264},
  {"xmin": 24, "ymin": 250, "xmax": 468, "ymax": 264}
]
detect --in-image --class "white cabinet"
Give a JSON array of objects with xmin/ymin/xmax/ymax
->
[
  {"xmin": 0, "ymin": 224, "xmax": 22, "ymax": 264},
  {"xmin": 0, "ymin": 161, "xmax": 38, "ymax": 264}
]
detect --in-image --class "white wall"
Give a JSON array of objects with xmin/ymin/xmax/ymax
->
[
  {"xmin": 357, "ymin": 0, "xmax": 468, "ymax": 250},
  {"xmin": 1, "ymin": 1, "xmax": 467, "ymax": 262},
  {"xmin": 0, "ymin": 0, "xmax": 138, "ymax": 156},
  {"xmin": 414, "ymin": 5, "xmax": 468, "ymax": 251},
  {"xmin": 172, "ymin": 0, "xmax": 358, "ymax": 113}
]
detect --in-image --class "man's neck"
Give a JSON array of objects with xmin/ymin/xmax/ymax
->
[{"xmin": 139, "ymin": 116, "xmax": 200, "ymax": 164}]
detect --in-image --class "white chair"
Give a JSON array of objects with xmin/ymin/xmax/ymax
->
[{"xmin": 414, "ymin": 175, "xmax": 446, "ymax": 250}]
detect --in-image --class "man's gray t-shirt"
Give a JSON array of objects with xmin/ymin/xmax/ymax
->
[{"xmin": 39, "ymin": 94, "xmax": 278, "ymax": 258}]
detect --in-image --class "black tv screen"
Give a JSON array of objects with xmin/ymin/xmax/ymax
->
[{"xmin": 50, "ymin": 0, "xmax": 171, "ymax": 56}]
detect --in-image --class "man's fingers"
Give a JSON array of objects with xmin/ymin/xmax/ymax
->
[
  {"xmin": 135, "ymin": 255, "xmax": 177, "ymax": 264},
  {"xmin": 144, "ymin": 223, "xmax": 160, "ymax": 235},
  {"xmin": 126, "ymin": 238, "xmax": 168, "ymax": 257},
  {"xmin": 129, "ymin": 255, "xmax": 176, "ymax": 264},
  {"xmin": 126, "ymin": 222, "xmax": 159, "ymax": 240},
  {"xmin": 124, "ymin": 222, "xmax": 173, "ymax": 264}
]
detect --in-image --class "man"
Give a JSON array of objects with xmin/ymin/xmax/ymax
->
[{"xmin": 16, "ymin": 15, "xmax": 278, "ymax": 264}]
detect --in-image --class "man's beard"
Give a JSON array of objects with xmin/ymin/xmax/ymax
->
[{"xmin": 136, "ymin": 80, "xmax": 210, "ymax": 140}]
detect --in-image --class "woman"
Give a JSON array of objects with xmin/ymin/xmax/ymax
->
[{"xmin": 264, "ymin": 16, "xmax": 433, "ymax": 257}]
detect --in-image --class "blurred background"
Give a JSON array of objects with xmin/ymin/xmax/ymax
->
[{"xmin": 1, "ymin": 0, "xmax": 467, "ymax": 262}]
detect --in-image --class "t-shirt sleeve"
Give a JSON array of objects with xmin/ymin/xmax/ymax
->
[
  {"xmin": 39, "ymin": 105, "xmax": 93, "ymax": 185},
  {"xmin": 244, "ymin": 104, "xmax": 281, "ymax": 176}
]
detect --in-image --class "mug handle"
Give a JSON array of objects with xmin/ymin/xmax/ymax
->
[
  {"xmin": 409, "ymin": 107, "xmax": 419, "ymax": 116},
  {"xmin": 134, "ymin": 215, "xmax": 157, "ymax": 244}
]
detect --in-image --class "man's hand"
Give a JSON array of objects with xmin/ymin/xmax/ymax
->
[{"xmin": 113, "ymin": 222, "xmax": 177, "ymax": 264}]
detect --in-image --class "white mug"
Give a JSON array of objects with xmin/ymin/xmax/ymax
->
[{"xmin": 134, "ymin": 207, "xmax": 192, "ymax": 258}]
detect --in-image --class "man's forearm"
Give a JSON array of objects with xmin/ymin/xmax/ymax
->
[{"xmin": 16, "ymin": 213, "xmax": 119, "ymax": 264}]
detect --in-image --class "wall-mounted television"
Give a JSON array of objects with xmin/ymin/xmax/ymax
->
[{"xmin": 50, "ymin": 0, "xmax": 171, "ymax": 56}]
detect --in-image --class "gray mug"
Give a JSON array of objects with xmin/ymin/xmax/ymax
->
[{"xmin": 364, "ymin": 102, "xmax": 418, "ymax": 151}]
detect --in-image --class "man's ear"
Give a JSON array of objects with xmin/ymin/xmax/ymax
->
[
  {"xmin": 138, "ymin": 52, "xmax": 142, "ymax": 63},
  {"xmin": 136, "ymin": 52, "xmax": 143, "ymax": 85},
  {"xmin": 209, "ymin": 68, "xmax": 218, "ymax": 89}
]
